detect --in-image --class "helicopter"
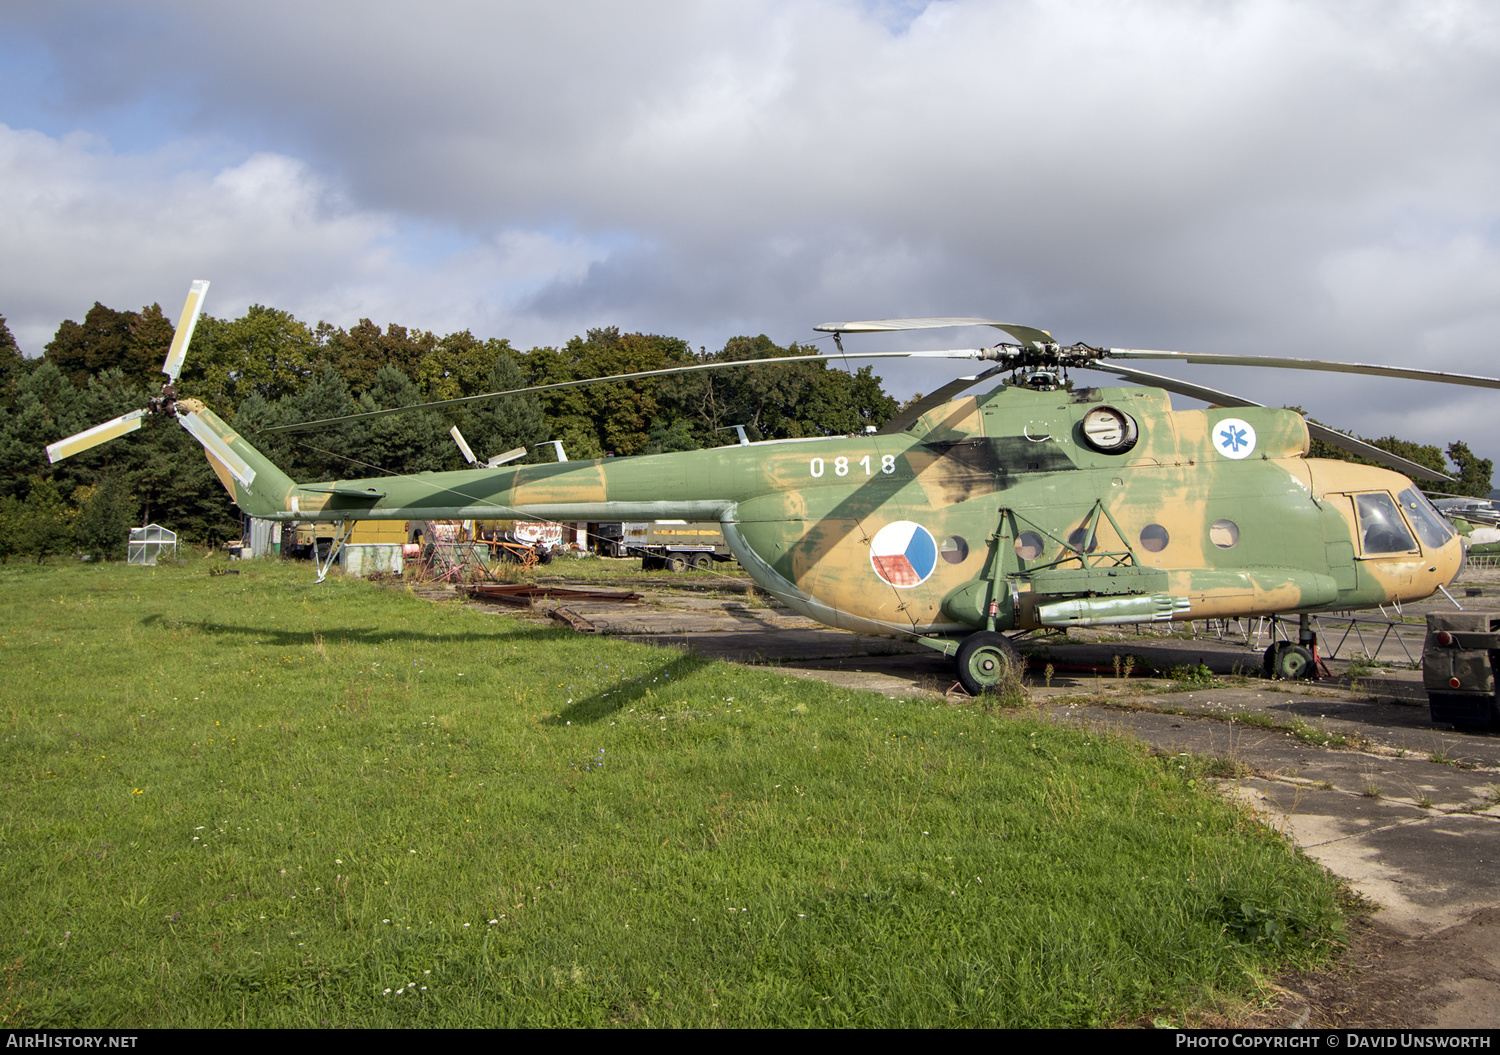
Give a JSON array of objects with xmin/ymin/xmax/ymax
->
[{"xmin": 46, "ymin": 283, "xmax": 1500, "ymax": 695}]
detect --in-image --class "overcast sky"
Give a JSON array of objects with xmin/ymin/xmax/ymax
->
[{"xmin": 3, "ymin": 0, "xmax": 1498, "ymax": 464}]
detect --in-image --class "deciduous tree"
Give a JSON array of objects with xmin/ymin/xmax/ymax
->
[{"xmin": 183, "ymin": 306, "xmax": 317, "ymax": 414}]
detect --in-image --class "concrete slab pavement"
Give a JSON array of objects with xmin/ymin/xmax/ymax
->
[{"xmin": 455, "ymin": 564, "xmax": 1500, "ymax": 1024}]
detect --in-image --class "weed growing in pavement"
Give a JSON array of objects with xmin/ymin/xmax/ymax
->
[
  {"xmin": 1168, "ymin": 663, "xmax": 1215, "ymax": 689},
  {"xmin": 972, "ymin": 659, "xmax": 1029, "ymax": 711},
  {"xmin": 1225, "ymin": 711, "xmax": 1356, "ymax": 749}
]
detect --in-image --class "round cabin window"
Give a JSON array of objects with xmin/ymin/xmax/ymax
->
[
  {"xmin": 1139, "ymin": 524, "xmax": 1170, "ymax": 552},
  {"xmin": 1209, "ymin": 519, "xmax": 1240, "ymax": 549},
  {"xmin": 1067, "ymin": 527, "xmax": 1100, "ymax": 554},
  {"xmin": 940, "ymin": 535, "xmax": 969, "ymax": 564},
  {"xmin": 1014, "ymin": 531, "xmax": 1045, "ymax": 560}
]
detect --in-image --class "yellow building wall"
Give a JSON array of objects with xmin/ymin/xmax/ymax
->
[{"xmin": 349, "ymin": 520, "xmax": 408, "ymax": 544}]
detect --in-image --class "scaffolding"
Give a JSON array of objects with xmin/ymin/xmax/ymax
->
[{"xmin": 1192, "ymin": 608, "xmax": 1422, "ymax": 666}]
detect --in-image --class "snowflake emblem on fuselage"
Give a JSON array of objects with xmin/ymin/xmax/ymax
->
[{"xmin": 1213, "ymin": 417, "xmax": 1256, "ymax": 460}]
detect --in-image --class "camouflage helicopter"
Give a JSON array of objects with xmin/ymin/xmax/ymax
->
[{"xmin": 48, "ymin": 283, "xmax": 1500, "ymax": 695}]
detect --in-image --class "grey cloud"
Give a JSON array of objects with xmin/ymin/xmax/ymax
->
[{"xmin": 2, "ymin": 0, "xmax": 1499, "ymax": 458}]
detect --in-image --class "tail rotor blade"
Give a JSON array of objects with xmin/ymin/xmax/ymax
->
[
  {"xmin": 161, "ymin": 279, "xmax": 210, "ymax": 382},
  {"xmin": 46, "ymin": 409, "xmax": 148, "ymax": 464}
]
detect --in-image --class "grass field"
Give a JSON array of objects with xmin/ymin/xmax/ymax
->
[{"xmin": 0, "ymin": 560, "xmax": 1345, "ymax": 1027}]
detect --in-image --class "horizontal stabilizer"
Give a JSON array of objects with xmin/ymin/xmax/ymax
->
[{"xmin": 297, "ymin": 486, "xmax": 386, "ymax": 499}]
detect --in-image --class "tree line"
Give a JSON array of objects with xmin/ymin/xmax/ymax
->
[
  {"xmin": 1294, "ymin": 412, "xmax": 1494, "ymax": 502},
  {"xmin": 0, "ymin": 300, "xmax": 899, "ymax": 557}
]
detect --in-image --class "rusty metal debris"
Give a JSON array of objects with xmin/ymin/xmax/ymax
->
[
  {"xmin": 461, "ymin": 584, "xmax": 642, "ymax": 606},
  {"xmin": 548, "ymin": 607, "xmax": 597, "ymax": 633},
  {"xmin": 411, "ymin": 541, "xmax": 494, "ymax": 584}
]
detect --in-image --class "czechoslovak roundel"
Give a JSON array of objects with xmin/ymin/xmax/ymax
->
[{"xmin": 869, "ymin": 521, "xmax": 938, "ymax": 588}]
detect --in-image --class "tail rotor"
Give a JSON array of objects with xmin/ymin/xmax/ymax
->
[{"xmin": 45, "ymin": 280, "xmax": 210, "ymax": 465}]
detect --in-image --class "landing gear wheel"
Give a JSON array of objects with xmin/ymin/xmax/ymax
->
[
  {"xmin": 1262, "ymin": 641, "xmax": 1293, "ymax": 678},
  {"xmin": 692, "ymin": 554, "xmax": 713, "ymax": 571},
  {"xmin": 1270, "ymin": 643, "xmax": 1315, "ymax": 680},
  {"xmin": 1262, "ymin": 642, "xmax": 1282, "ymax": 678},
  {"xmin": 955, "ymin": 631, "xmax": 1022, "ymax": 697}
]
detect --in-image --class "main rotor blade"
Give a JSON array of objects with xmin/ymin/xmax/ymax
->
[
  {"xmin": 1097, "ymin": 362, "xmax": 1453, "ymax": 483},
  {"xmin": 259, "ymin": 348, "xmax": 999, "ymax": 435},
  {"xmin": 1105, "ymin": 348, "xmax": 1500, "ymax": 390},
  {"xmin": 876, "ymin": 366, "xmax": 1005, "ymax": 435},
  {"xmin": 449, "ymin": 425, "xmax": 478, "ymax": 465},
  {"xmin": 816, "ymin": 317, "xmax": 1056, "ymax": 349},
  {"xmin": 161, "ymin": 279, "xmax": 210, "ymax": 382},
  {"xmin": 487, "ymin": 446, "xmax": 527, "ymax": 468},
  {"xmin": 46, "ymin": 409, "xmax": 147, "ymax": 464}
]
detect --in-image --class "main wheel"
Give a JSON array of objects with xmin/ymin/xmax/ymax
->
[
  {"xmin": 955, "ymin": 631, "xmax": 1022, "ymax": 697},
  {"xmin": 1271, "ymin": 643, "xmax": 1315, "ymax": 680}
]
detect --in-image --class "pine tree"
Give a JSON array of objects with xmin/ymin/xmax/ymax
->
[{"xmin": 462, "ymin": 353, "xmax": 550, "ymax": 464}]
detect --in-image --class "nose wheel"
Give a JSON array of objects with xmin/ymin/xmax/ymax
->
[
  {"xmin": 1263, "ymin": 614, "xmax": 1323, "ymax": 680},
  {"xmin": 955, "ymin": 631, "xmax": 1023, "ymax": 696}
]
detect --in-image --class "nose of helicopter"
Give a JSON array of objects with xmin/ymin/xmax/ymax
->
[{"xmin": 1412, "ymin": 529, "xmax": 1466, "ymax": 603}]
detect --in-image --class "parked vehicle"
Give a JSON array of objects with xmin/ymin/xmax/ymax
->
[
  {"xmin": 1423, "ymin": 612, "xmax": 1500, "ymax": 728},
  {"xmin": 622, "ymin": 521, "xmax": 733, "ymax": 571}
]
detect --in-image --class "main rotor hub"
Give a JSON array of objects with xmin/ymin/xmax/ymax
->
[
  {"xmin": 146, "ymin": 384, "xmax": 178, "ymax": 416},
  {"xmin": 1018, "ymin": 368, "xmax": 1064, "ymax": 390},
  {"xmin": 979, "ymin": 341, "xmax": 1108, "ymax": 391}
]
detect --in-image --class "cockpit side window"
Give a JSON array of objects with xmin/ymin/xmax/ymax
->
[
  {"xmin": 1354, "ymin": 492, "xmax": 1417, "ymax": 555},
  {"xmin": 1399, "ymin": 488, "xmax": 1454, "ymax": 549}
]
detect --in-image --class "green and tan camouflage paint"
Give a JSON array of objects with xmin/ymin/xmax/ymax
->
[{"xmin": 185, "ymin": 381, "xmax": 1463, "ymax": 642}]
